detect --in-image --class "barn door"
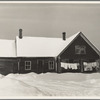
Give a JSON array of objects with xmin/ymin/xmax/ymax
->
[{"xmin": 37, "ymin": 60, "xmax": 44, "ymax": 73}]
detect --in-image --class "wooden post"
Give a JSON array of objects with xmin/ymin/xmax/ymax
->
[
  {"xmin": 54, "ymin": 57, "xmax": 58, "ymax": 73},
  {"xmin": 18, "ymin": 59, "xmax": 20, "ymax": 74},
  {"xmin": 57, "ymin": 56, "xmax": 62, "ymax": 73},
  {"xmin": 37, "ymin": 60, "xmax": 39, "ymax": 74},
  {"xmin": 80, "ymin": 60, "xmax": 84, "ymax": 73}
]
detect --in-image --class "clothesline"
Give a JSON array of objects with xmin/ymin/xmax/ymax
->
[
  {"xmin": 84, "ymin": 62, "xmax": 99, "ymax": 68},
  {"xmin": 61, "ymin": 62, "xmax": 78, "ymax": 70},
  {"xmin": 61, "ymin": 62, "xmax": 99, "ymax": 70},
  {"xmin": 84, "ymin": 62, "xmax": 99, "ymax": 71}
]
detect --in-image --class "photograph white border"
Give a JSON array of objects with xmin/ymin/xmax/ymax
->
[{"xmin": 0, "ymin": 1, "xmax": 100, "ymax": 99}]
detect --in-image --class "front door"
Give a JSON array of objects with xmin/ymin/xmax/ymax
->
[{"xmin": 37, "ymin": 60, "xmax": 44, "ymax": 73}]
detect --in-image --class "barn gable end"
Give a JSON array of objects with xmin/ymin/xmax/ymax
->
[
  {"xmin": 60, "ymin": 33, "xmax": 100, "ymax": 60},
  {"xmin": 58, "ymin": 32, "xmax": 100, "ymax": 58},
  {"xmin": 57, "ymin": 32, "xmax": 100, "ymax": 73}
]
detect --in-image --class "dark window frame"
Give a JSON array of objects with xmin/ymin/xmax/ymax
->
[
  {"xmin": 48, "ymin": 61, "xmax": 54, "ymax": 70},
  {"xmin": 25, "ymin": 61, "xmax": 31, "ymax": 70},
  {"xmin": 75, "ymin": 45, "xmax": 86, "ymax": 54}
]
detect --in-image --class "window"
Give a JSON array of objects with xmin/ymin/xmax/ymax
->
[
  {"xmin": 75, "ymin": 45, "xmax": 86, "ymax": 54},
  {"xmin": 48, "ymin": 61, "xmax": 54, "ymax": 70},
  {"xmin": 25, "ymin": 61, "xmax": 31, "ymax": 70}
]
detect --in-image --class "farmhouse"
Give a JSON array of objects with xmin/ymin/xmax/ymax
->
[{"xmin": 0, "ymin": 29, "xmax": 100, "ymax": 75}]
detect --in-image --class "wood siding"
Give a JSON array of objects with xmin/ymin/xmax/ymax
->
[
  {"xmin": 18, "ymin": 57, "xmax": 56, "ymax": 74},
  {"xmin": 0, "ymin": 58, "xmax": 18, "ymax": 75},
  {"xmin": 57, "ymin": 35, "xmax": 100, "ymax": 73},
  {"xmin": 0, "ymin": 57, "xmax": 56, "ymax": 75},
  {"xmin": 60, "ymin": 35, "xmax": 99, "ymax": 61}
]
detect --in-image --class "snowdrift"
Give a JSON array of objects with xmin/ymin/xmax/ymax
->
[{"xmin": 0, "ymin": 72, "xmax": 100, "ymax": 97}]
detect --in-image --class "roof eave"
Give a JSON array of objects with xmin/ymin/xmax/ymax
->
[
  {"xmin": 57, "ymin": 32, "xmax": 100, "ymax": 58},
  {"xmin": 57, "ymin": 32, "xmax": 81, "ymax": 57}
]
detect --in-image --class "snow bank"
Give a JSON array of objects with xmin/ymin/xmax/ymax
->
[
  {"xmin": 0, "ymin": 72, "xmax": 100, "ymax": 97},
  {"xmin": 0, "ymin": 75, "xmax": 44, "ymax": 96}
]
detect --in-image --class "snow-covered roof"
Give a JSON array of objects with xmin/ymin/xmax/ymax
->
[
  {"xmin": 16, "ymin": 32, "xmax": 79, "ymax": 57},
  {"xmin": 0, "ymin": 31, "xmax": 99, "ymax": 58},
  {"xmin": 0, "ymin": 39, "xmax": 16, "ymax": 57}
]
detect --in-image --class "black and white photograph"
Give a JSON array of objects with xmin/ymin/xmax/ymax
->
[{"xmin": 0, "ymin": 1, "xmax": 99, "ymax": 98}]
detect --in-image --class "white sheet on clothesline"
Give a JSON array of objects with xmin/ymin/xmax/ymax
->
[{"xmin": 61, "ymin": 62, "xmax": 78, "ymax": 69}]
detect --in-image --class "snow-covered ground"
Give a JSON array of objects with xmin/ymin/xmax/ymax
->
[{"xmin": 0, "ymin": 72, "xmax": 100, "ymax": 98}]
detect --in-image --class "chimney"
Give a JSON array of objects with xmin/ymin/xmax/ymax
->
[
  {"xmin": 19, "ymin": 29, "xmax": 23, "ymax": 39},
  {"xmin": 62, "ymin": 32, "xmax": 66, "ymax": 40}
]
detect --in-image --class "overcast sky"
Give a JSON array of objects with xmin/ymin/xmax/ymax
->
[{"xmin": 0, "ymin": 3, "xmax": 100, "ymax": 50}]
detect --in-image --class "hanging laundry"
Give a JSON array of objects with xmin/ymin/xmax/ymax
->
[
  {"xmin": 61, "ymin": 62, "xmax": 78, "ymax": 70},
  {"xmin": 74, "ymin": 64, "xmax": 78, "ymax": 69},
  {"xmin": 84, "ymin": 62, "xmax": 98, "ymax": 71}
]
